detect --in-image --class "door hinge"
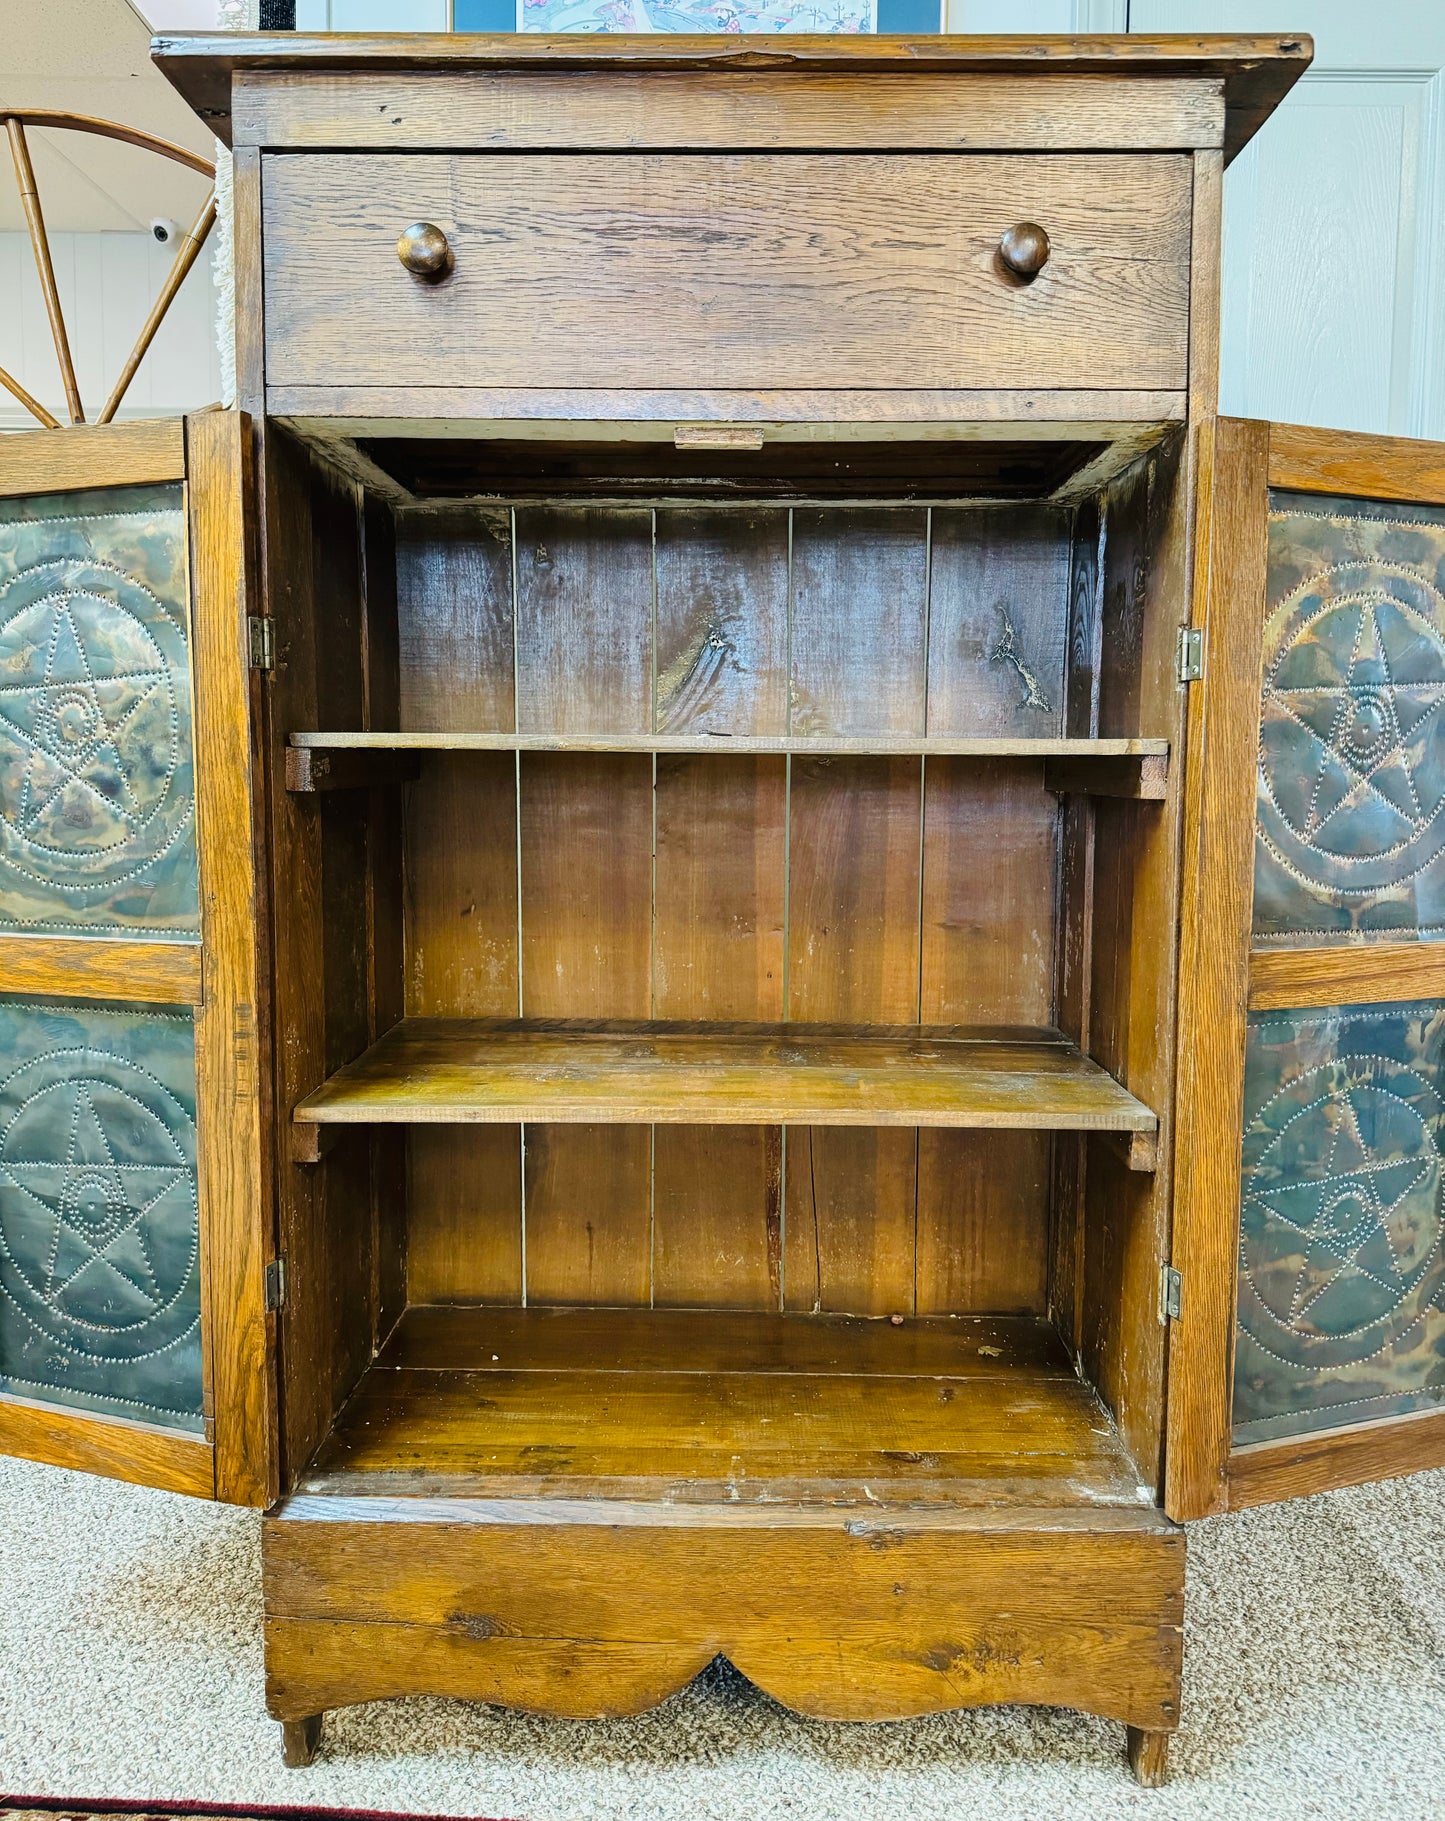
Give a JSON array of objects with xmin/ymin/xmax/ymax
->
[
  {"xmin": 1160, "ymin": 1264, "xmax": 1183, "ymax": 1323},
  {"xmin": 264, "ymin": 1256, "xmax": 287, "ymax": 1312},
  {"xmin": 1177, "ymin": 626, "xmax": 1204, "ymax": 683},
  {"xmin": 248, "ymin": 614, "xmax": 274, "ymax": 671}
]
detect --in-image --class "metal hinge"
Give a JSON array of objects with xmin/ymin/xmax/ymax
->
[
  {"xmin": 1177, "ymin": 626, "xmax": 1204, "ymax": 683},
  {"xmin": 1159, "ymin": 1264, "xmax": 1183, "ymax": 1323},
  {"xmin": 263, "ymin": 1256, "xmax": 287, "ymax": 1312},
  {"xmin": 248, "ymin": 614, "xmax": 274, "ymax": 671}
]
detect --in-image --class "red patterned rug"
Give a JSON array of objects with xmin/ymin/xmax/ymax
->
[{"xmin": 0, "ymin": 1805, "xmax": 510, "ymax": 1821}]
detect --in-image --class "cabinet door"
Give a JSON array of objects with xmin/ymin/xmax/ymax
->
[
  {"xmin": 0, "ymin": 414, "xmax": 275, "ymax": 1506},
  {"xmin": 1169, "ymin": 418, "xmax": 1445, "ymax": 1518}
]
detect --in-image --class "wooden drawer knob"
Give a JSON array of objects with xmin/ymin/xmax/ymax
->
[
  {"xmin": 397, "ymin": 222, "xmax": 451, "ymax": 278},
  {"xmin": 999, "ymin": 222, "xmax": 1051, "ymax": 280}
]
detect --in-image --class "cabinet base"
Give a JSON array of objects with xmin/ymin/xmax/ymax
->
[{"xmin": 263, "ymin": 1495, "xmax": 1183, "ymax": 1768}]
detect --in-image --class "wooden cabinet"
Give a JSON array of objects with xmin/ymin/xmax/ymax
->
[{"xmin": 19, "ymin": 27, "xmax": 1445, "ymax": 1788}]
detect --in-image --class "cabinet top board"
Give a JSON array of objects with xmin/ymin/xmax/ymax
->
[{"xmin": 154, "ymin": 31, "xmax": 1310, "ymax": 162}]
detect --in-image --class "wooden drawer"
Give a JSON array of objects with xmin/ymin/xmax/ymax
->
[{"xmin": 261, "ymin": 152, "xmax": 1192, "ymax": 397}]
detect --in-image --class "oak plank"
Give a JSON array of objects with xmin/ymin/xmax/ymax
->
[
  {"xmin": 0, "ymin": 1391, "xmax": 213, "ymax": 1499},
  {"xmin": 1266, "ymin": 421, "xmax": 1445, "ymax": 508},
  {"xmin": 406, "ymin": 1128, "xmax": 523, "ymax": 1306},
  {"xmin": 405, "ymin": 754, "xmax": 518, "ymax": 1018},
  {"xmin": 654, "ymin": 507, "xmax": 789, "ymax": 737},
  {"xmin": 0, "ymin": 416, "xmax": 184, "ymax": 495},
  {"xmin": 916, "ymin": 1131, "xmax": 1051, "ymax": 1317},
  {"xmin": 293, "ymin": 730, "xmax": 1169, "ymax": 758},
  {"xmin": 0, "ymin": 935, "xmax": 201, "ymax": 1005},
  {"xmin": 1164, "ymin": 418, "xmax": 1270, "ymax": 1522},
  {"xmin": 784, "ymin": 1127, "xmax": 916, "ymax": 1317},
  {"xmin": 927, "ymin": 506, "xmax": 1070, "ymax": 737},
  {"xmin": 233, "ymin": 70, "xmax": 1226, "ymax": 154},
  {"xmin": 514, "ymin": 506, "xmax": 653, "ymax": 736},
  {"xmin": 293, "ymin": 1019, "xmax": 1157, "ymax": 1132},
  {"xmin": 396, "ymin": 507, "xmax": 514, "ymax": 732},
  {"xmin": 920, "ymin": 758, "xmax": 1057, "ymax": 1026},
  {"xmin": 789, "ymin": 508, "xmax": 928, "ymax": 738},
  {"xmin": 1227, "ymin": 1405, "xmax": 1445, "ymax": 1511},
  {"xmin": 787, "ymin": 756, "xmax": 922, "ymax": 1024},
  {"xmin": 261, "ymin": 153, "xmax": 1192, "ymax": 394},
  {"xmin": 1247, "ymin": 941, "xmax": 1445, "ymax": 1011},
  {"xmin": 378, "ymin": 1305, "xmax": 1073, "ymax": 1379},
  {"xmin": 523, "ymin": 1124, "xmax": 652, "ymax": 1308},
  {"xmin": 187, "ymin": 409, "xmax": 276, "ymax": 1508}
]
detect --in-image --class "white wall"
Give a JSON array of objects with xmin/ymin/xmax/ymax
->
[{"xmin": 0, "ymin": 230, "xmax": 223, "ymax": 430}]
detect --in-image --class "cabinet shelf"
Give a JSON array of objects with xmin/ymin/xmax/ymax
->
[
  {"xmin": 292, "ymin": 1017, "xmax": 1157, "ymax": 1139},
  {"xmin": 295, "ymin": 1305, "xmax": 1156, "ymax": 1511},
  {"xmin": 285, "ymin": 733, "xmax": 1169, "ymax": 799}
]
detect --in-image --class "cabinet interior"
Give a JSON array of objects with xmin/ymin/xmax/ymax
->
[{"xmin": 266, "ymin": 423, "xmax": 1185, "ymax": 1509}]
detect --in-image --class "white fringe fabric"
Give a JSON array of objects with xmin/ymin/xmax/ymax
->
[{"xmin": 214, "ymin": 0, "xmax": 259, "ymax": 407}]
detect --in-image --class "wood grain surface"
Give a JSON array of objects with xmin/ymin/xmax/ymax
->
[
  {"xmin": 234, "ymin": 70, "xmax": 1226, "ymax": 154},
  {"xmin": 293, "ymin": 1018, "xmax": 1157, "ymax": 1132},
  {"xmin": 0, "ymin": 935, "xmax": 202, "ymax": 1004},
  {"xmin": 262, "ymin": 153, "xmax": 1192, "ymax": 394}
]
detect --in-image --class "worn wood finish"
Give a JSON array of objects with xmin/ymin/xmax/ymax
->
[
  {"xmin": 232, "ymin": 70, "xmax": 1226, "ymax": 155},
  {"xmin": 927, "ymin": 506, "xmax": 1070, "ymax": 737},
  {"xmin": 0, "ymin": 936, "xmax": 202, "ymax": 1005},
  {"xmin": 515, "ymin": 507, "xmax": 653, "ymax": 736},
  {"xmin": 281, "ymin": 1715, "xmax": 322, "ymax": 1768},
  {"xmin": 396, "ymin": 508, "xmax": 513, "ymax": 732},
  {"xmin": 1266, "ymin": 422, "xmax": 1445, "ymax": 507},
  {"xmin": 276, "ymin": 389, "xmax": 1187, "ymax": 431},
  {"xmin": 1227, "ymin": 1406, "xmax": 1445, "ymax": 1511},
  {"xmin": 0, "ymin": 1391, "xmax": 214, "ymax": 1499},
  {"xmin": 1247, "ymin": 941, "xmax": 1445, "ymax": 1011},
  {"xmin": 653, "ymin": 1126, "xmax": 782, "ymax": 1311},
  {"xmin": 916, "ymin": 1131, "xmax": 1051, "ymax": 1317},
  {"xmin": 1165, "ymin": 418, "xmax": 1270, "ymax": 1523},
  {"xmin": 285, "ymin": 746, "xmax": 418, "ymax": 792},
  {"xmin": 381, "ymin": 1303, "xmax": 1070, "ymax": 1378},
  {"xmin": 790, "ymin": 509, "xmax": 927, "ymax": 737},
  {"xmin": 262, "ymin": 154, "xmax": 1192, "ymax": 395},
  {"xmin": 654, "ymin": 509, "xmax": 789, "ymax": 738},
  {"xmin": 187, "ymin": 409, "xmax": 277, "ymax": 1509},
  {"xmin": 1127, "ymin": 1727, "xmax": 1171, "ymax": 1788},
  {"xmin": 920, "ymin": 759, "xmax": 1057, "ymax": 1026},
  {"xmin": 293, "ymin": 730, "xmax": 1169, "ymax": 759},
  {"xmin": 1045, "ymin": 753, "xmax": 1169, "ymax": 800},
  {"xmin": 264, "ymin": 1508, "xmax": 1182, "ymax": 1728},
  {"xmin": 295, "ymin": 1019, "xmax": 1157, "ymax": 1133},
  {"xmin": 404, "ymin": 754, "xmax": 518, "ymax": 1019},
  {"xmin": 0, "ymin": 416, "xmax": 184, "ymax": 494},
  {"xmin": 154, "ymin": 31, "xmax": 1310, "ymax": 163},
  {"xmin": 524, "ymin": 1124, "xmax": 652, "ymax": 1308},
  {"xmin": 406, "ymin": 1127, "xmax": 522, "ymax": 1305},
  {"xmin": 259, "ymin": 428, "xmax": 379, "ymax": 1488}
]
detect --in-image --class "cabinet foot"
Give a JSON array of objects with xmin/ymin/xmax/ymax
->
[
  {"xmin": 281, "ymin": 1714, "xmax": 323, "ymax": 1768},
  {"xmin": 1126, "ymin": 1725, "xmax": 1171, "ymax": 1787}
]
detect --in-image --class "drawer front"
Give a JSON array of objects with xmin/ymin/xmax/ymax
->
[{"xmin": 262, "ymin": 153, "xmax": 1192, "ymax": 396}]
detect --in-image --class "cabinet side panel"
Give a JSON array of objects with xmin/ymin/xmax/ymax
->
[{"xmin": 262, "ymin": 427, "xmax": 378, "ymax": 1484}]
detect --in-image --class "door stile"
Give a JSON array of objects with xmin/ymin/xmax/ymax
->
[
  {"xmin": 187, "ymin": 408, "xmax": 279, "ymax": 1508},
  {"xmin": 1166, "ymin": 415, "xmax": 1271, "ymax": 1521},
  {"xmin": 1169, "ymin": 418, "xmax": 1445, "ymax": 1518}
]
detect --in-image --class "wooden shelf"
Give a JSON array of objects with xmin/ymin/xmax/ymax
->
[
  {"xmin": 291, "ymin": 730, "xmax": 1168, "ymax": 757},
  {"xmin": 295, "ymin": 1305, "xmax": 1154, "ymax": 1511},
  {"xmin": 292, "ymin": 1017, "xmax": 1157, "ymax": 1137},
  {"xmin": 286, "ymin": 733, "xmax": 1169, "ymax": 799}
]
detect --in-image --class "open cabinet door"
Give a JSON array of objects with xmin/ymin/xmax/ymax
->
[
  {"xmin": 0, "ymin": 413, "xmax": 276, "ymax": 1506},
  {"xmin": 1169, "ymin": 419, "xmax": 1445, "ymax": 1519}
]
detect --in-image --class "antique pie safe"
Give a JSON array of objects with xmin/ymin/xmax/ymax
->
[{"xmin": 6, "ymin": 28, "xmax": 1445, "ymax": 1787}]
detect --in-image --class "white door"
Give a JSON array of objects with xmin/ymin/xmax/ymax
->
[{"xmin": 952, "ymin": 1, "xmax": 1445, "ymax": 440}]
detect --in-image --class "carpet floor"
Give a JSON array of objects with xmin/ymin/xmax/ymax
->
[{"xmin": 1, "ymin": 1453, "xmax": 1442, "ymax": 1821}]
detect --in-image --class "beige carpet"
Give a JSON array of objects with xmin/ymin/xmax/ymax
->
[{"xmin": 1, "ymin": 1453, "xmax": 1442, "ymax": 1819}]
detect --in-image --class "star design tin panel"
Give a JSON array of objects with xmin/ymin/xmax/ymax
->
[
  {"xmin": 0, "ymin": 483, "xmax": 199, "ymax": 938},
  {"xmin": 1234, "ymin": 999, "xmax": 1445, "ymax": 1446},
  {"xmin": 1254, "ymin": 489, "xmax": 1445, "ymax": 944},
  {"xmin": 0, "ymin": 996, "xmax": 203, "ymax": 1433}
]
